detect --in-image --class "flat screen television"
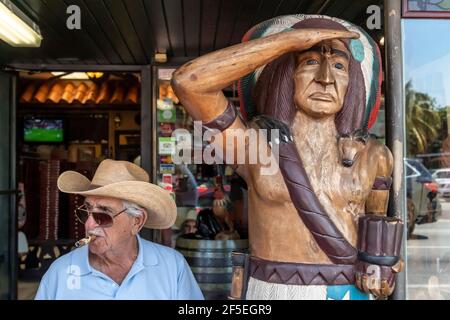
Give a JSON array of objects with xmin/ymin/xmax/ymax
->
[{"xmin": 24, "ymin": 118, "xmax": 64, "ymax": 143}]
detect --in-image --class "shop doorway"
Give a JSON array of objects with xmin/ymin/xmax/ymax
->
[{"xmin": 15, "ymin": 70, "xmax": 143, "ymax": 299}]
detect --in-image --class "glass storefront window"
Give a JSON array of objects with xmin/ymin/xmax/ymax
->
[{"xmin": 403, "ymin": 19, "xmax": 450, "ymax": 299}]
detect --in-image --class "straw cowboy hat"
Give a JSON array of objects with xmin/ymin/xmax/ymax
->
[{"xmin": 57, "ymin": 159, "xmax": 177, "ymax": 229}]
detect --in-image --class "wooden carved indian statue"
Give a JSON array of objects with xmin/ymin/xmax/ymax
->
[{"xmin": 172, "ymin": 15, "xmax": 404, "ymax": 300}]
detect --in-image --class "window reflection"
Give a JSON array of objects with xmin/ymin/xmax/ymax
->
[{"xmin": 404, "ymin": 19, "xmax": 450, "ymax": 300}]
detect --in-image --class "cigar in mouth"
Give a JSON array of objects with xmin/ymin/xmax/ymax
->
[{"xmin": 75, "ymin": 235, "xmax": 97, "ymax": 248}]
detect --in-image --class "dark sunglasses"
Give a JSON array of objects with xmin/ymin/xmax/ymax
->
[{"xmin": 75, "ymin": 204, "xmax": 127, "ymax": 228}]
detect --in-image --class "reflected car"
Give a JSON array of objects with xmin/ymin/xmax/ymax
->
[
  {"xmin": 405, "ymin": 158, "xmax": 441, "ymax": 239},
  {"xmin": 431, "ymin": 168, "xmax": 450, "ymax": 198}
]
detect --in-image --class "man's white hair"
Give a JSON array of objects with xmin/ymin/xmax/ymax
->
[{"xmin": 123, "ymin": 200, "xmax": 144, "ymax": 217}]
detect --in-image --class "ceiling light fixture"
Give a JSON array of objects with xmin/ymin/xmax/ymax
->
[
  {"xmin": 51, "ymin": 72, "xmax": 105, "ymax": 80},
  {"xmin": 155, "ymin": 51, "xmax": 167, "ymax": 63},
  {"xmin": 86, "ymin": 72, "xmax": 104, "ymax": 79},
  {"xmin": 51, "ymin": 72, "xmax": 90, "ymax": 80},
  {"xmin": 0, "ymin": 0, "xmax": 43, "ymax": 47}
]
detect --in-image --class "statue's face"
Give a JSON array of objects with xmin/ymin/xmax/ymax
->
[{"xmin": 294, "ymin": 39, "xmax": 350, "ymax": 118}]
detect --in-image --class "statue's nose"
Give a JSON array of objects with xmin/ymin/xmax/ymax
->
[{"xmin": 314, "ymin": 57, "xmax": 335, "ymax": 86}]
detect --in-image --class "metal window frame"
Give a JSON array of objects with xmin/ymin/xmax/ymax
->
[
  {"xmin": 0, "ymin": 70, "xmax": 18, "ymax": 300},
  {"xmin": 402, "ymin": 0, "xmax": 450, "ymax": 18}
]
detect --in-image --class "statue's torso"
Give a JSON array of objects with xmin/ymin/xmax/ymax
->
[{"xmin": 244, "ymin": 114, "xmax": 379, "ymax": 264}]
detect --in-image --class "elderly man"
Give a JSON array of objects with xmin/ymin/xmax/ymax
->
[{"xmin": 35, "ymin": 159, "xmax": 204, "ymax": 300}]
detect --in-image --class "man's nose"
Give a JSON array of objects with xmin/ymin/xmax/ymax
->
[
  {"xmin": 314, "ymin": 57, "xmax": 335, "ymax": 86},
  {"xmin": 85, "ymin": 213, "xmax": 99, "ymax": 229}
]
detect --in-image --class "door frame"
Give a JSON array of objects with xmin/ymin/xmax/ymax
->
[{"xmin": 0, "ymin": 70, "xmax": 18, "ymax": 299}]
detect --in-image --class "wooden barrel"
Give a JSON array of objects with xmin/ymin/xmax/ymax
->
[{"xmin": 176, "ymin": 238, "xmax": 248, "ymax": 300}]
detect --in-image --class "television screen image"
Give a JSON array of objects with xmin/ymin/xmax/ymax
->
[{"xmin": 24, "ymin": 119, "xmax": 64, "ymax": 143}]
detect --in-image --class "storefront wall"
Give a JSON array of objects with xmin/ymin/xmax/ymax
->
[{"xmin": 3, "ymin": 0, "xmax": 449, "ymax": 300}]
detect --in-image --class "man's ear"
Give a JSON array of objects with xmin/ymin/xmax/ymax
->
[{"xmin": 133, "ymin": 209, "xmax": 148, "ymax": 234}]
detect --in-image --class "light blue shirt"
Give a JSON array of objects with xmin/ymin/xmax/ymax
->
[{"xmin": 35, "ymin": 236, "xmax": 204, "ymax": 300}]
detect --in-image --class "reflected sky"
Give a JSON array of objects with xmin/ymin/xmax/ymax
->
[{"xmin": 403, "ymin": 19, "xmax": 450, "ymax": 108}]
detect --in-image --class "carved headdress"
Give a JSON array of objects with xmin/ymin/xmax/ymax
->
[{"xmin": 238, "ymin": 14, "xmax": 383, "ymax": 133}]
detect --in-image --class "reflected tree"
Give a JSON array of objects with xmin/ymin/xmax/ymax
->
[
  {"xmin": 406, "ymin": 81, "xmax": 442, "ymax": 157},
  {"xmin": 405, "ymin": 81, "xmax": 443, "ymax": 239}
]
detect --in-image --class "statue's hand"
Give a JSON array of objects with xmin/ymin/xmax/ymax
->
[
  {"xmin": 355, "ymin": 215, "xmax": 404, "ymax": 298},
  {"xmin": 287, "ymin": 28, "xmax": 360, "ymax": 52},
  {"xmin": 355, "ymin": 260, "xmax": 404, "ymax": 299}
]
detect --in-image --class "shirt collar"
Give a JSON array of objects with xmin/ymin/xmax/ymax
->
[
  {"xmin": 69, "ymin": 235, "xmax": 158, "ymax": 276},
  {"xmin": 138, "ymin": 235, "xmax": 159, "ymax": 267}
]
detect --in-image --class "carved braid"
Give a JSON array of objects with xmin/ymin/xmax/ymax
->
[{"xmin": 278, "ymin": 142, "xmax": 358, "ymax": 264}]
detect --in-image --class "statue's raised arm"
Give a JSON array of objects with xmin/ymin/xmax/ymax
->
[{"xmin": 171, "ymin": 28, "xmax": 357, "ymax": 122}]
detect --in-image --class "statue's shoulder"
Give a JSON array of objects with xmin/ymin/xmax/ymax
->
[
  {"xmin": 365, "ymin": 136, "xmax": 394, "ymax": 174},
  {"xmin": 368, "ymin": 135, "xmax": 392, "ymax": 156}
]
